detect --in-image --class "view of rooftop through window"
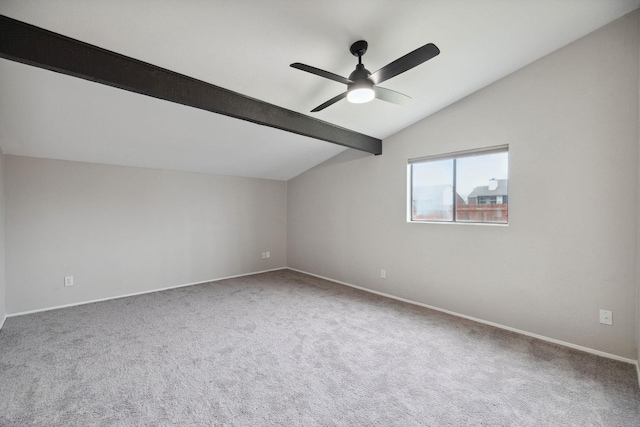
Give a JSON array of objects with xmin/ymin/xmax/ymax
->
[{"xmin": 409, "ymin": 148, "xmax": 508, "ymax": 223}]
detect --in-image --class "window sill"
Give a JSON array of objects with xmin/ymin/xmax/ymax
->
[{"xmin": 407, "ymin": 220, "xmax": 508, "ymax": 227}]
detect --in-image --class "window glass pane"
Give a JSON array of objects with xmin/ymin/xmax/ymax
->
[
  {"xmin": 455, "ymin": 152, "xmax": 508, "ymax": 223},
  {"xmin": 411, "ymin": 159, "xmax": 454, "ymax": 221}
]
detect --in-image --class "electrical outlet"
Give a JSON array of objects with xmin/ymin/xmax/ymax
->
[
  {"xmin": 261, "ymin": 252, "xmax": 266, "ymax": 259},
  {"xmin": 64, "ymin": 276, "xmax": 74, "ymax": 287},
  {"xmin": 266, "ymin": 251, "xmax": 270, "ymax": 258},
  {"xmin": 380, "ymin": 269, "xmax": 386, "ymax": 279},
  {"xmin": 599, "ymin": 309, "xmax": 612, "ymax": 325}
]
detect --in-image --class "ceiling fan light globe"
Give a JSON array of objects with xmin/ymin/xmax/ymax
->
[{"xmin": 347, "ymin": 87, "xmax": 375, "ymax": 104}]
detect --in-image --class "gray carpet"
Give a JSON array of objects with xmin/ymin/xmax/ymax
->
[{"xmin": 0, "ymin": 269, "xmax": 638, "ymax": 426}]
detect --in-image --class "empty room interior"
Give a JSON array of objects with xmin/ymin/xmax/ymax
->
[{"xmin": 1, "ymin": 1, "xmax": 640, "ymax": 425}]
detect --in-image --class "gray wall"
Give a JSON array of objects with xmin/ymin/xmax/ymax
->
[
  {"xmin": 5, "ymin": 156, "xmax": 287, "ymax": 313},
  {"xmin": 638, "ymin": 9, "xmax": 640, "ymax": 376},
  {"xmin": 288, "ymin": 12, "xmax": 639, "ymax": 359},
  {"xmin": 0, "ymin": 149, "xmax": 5, "ymax": 325}
]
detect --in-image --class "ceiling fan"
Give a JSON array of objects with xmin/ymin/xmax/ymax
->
[{"xmin": 291, "ymin": 40, "xmax": 440, "ymax": 112}]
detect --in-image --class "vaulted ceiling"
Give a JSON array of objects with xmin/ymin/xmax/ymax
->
[{"xmin": 0, "ymin": 1, "xmax": 638, "ymax": 180}]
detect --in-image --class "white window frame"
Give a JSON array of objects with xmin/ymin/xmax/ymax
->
[{"xmin": 407, "ymin": 145, "xmax": 509, "ymax": 224}]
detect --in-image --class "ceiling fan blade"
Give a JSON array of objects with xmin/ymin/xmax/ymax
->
[
  {"xmin": 291, "ymin": 63, "xmax": 353, "ymax": 85},
  {"xmin": 369, "ymin": 43, "xmax": 440, "ymax": 85},
  {"xmin": 311, "ymin": 92, "xmax": 348, "ymax": 112},
  {"xmin": 374, "ymin": 87, "xmax": 411, "ymax": 105}
]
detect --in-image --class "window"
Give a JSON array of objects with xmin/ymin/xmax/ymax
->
[
  {"xmin": 408, "ymin": 146, "xmax": 508, "ymax": 224},
  {"xmin": 477, "ymin": 196, "xmax": 497, "ymax": 205}
]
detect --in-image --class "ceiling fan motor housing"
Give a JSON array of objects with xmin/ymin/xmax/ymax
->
[
  {"xmin": 348, "ymin": 61, "xmax": 374, "ymax": 103},
  {"xmin": 349, "ymin": 63, "xmax": 372, "ymax": 82}
]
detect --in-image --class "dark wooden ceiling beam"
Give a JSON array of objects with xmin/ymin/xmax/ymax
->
[{"xmin": 0, "ymin": 15, "xmax": 382, "ymax": 155}]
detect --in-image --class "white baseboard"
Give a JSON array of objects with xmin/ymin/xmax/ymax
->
[
  {"xmin": 288, "ymin": 268, "xmax": 638, "ymax": 366},
  {"xmin": 0, "ymin": 313, "xmax": 6, "ymax": 331},
  {"xmin": 8, "ymin": 267, "xmax": 287, "ymax": 318}
]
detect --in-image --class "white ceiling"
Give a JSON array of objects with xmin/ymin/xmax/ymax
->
[{"xmin": 0, "ymin": 0, "xmax": 638, "ymax": 180}]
